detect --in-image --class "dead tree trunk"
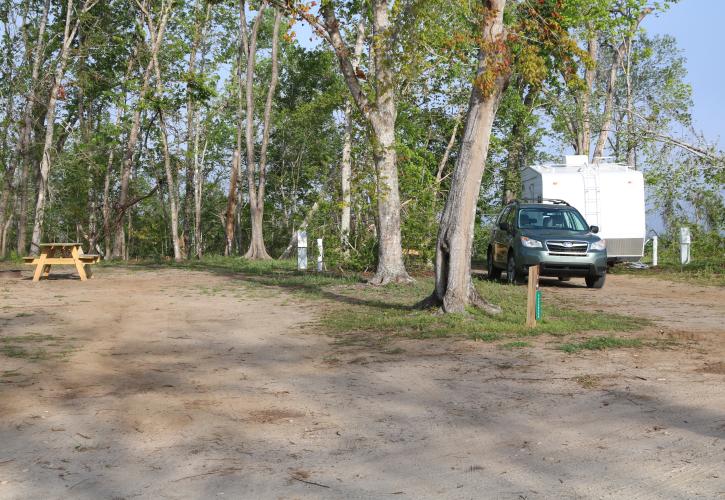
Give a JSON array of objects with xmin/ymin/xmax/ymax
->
[{"xmin": 424, "ymin": 0, "xmax": 509, "ymax": 314}]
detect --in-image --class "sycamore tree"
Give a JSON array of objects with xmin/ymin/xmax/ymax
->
[
  {"xmin": 425, "ymin": 0, "xmax": 582, "ymax": 314},
  {"xmin": 274, "ymin": 0, "xmax": 448, "ymax": 284}
]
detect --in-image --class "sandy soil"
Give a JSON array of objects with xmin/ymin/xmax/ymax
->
[{"xmin": 0, "ymin": 267, "xmax": 723, "ymax": 499}]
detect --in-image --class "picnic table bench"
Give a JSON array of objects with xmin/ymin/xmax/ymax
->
[{"xmin": 23, "ymin": 243, "xmax": 99, "ymax": 282}]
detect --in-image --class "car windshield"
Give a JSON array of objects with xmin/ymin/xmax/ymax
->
[{"xmin": 518, "ymin": 207, "xmax": 588, "ymax": 231}]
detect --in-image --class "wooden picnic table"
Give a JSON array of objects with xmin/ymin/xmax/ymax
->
[{"xmin": 23, "ymin": 243, "xmax": 100, "ymax": 282}]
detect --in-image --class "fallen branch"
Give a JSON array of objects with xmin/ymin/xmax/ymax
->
[{"xmin": 289, "ymin": 474, "xmax": 330, "ymax": 489}]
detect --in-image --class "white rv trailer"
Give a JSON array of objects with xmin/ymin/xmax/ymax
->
[{"xmin": 521, "ymin": 155, "xmax": 645, "ymax": 262}]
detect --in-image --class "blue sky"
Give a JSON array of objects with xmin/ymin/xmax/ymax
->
[{"xmin": 644, "ymin": 0, "xmax": 724, "ymax": 148}]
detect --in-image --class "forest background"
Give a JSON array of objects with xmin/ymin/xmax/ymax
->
[{"xmin": 0, "ymin": 0, "xmax": 721, "ymax": 281}]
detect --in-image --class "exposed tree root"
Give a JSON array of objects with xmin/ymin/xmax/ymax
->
[
  {"xmin": 244, "ymin": 244, "xmax": 272, "ymax": 260},
  {"xmin": 368, "ymin": 270, "xmax": 415, "ymax": 286},
  {"xmin": 417, "ymin": 285, "xmax": 501, "ymax": 316}
]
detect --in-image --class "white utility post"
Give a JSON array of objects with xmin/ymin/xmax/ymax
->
[
  {"xmin": 316, "ymin": 238, "xmax": 324, "ymax": 272},
  {"xmin": 680, "ymin": 227, "xmax": 691, "ymax": 266},
  {"xmin": 652, "ymin": 235, "xmax": 658, "ymax": 267},
  {"xmin": 297, "ymin": 231, "xmax": 307, "ymax": 270}
]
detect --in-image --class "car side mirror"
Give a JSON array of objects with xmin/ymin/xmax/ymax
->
[
  {"xmin": 590, "ymin": 225, "xmax": 599, "ymax": 234},
  {"xmin": 499, "ymin": 221, "xmax": 510, "ymax": 231}
]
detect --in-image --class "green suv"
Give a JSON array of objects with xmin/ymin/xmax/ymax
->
[{"xmin": 487, "ymin": 199, "xmax": 607, "ymax": 288}]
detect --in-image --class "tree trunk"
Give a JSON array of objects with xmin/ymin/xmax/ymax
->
[
  {"xmin": 225, "ymin": 0, "xmax": 253, "ymax": 256},
  {"xmin": 101, "ymin": 148, "xmax": 113, "ymax": 258},
  {"xmin": 319, "ymin": 0, "xmax": 410, "ymax": 283},
  {"xmin": 424, "ymin": 0, "xmax": 508, "ymax": 314},
  {"xmin": 243, "ymin": 4, "xmax": 279, "ymax": 260},
  {"xmin": 502, "ymin": 84, "xmax": 536, "ymax": 202},
  {"xmin": 113, "ymin": 1, "xmax": 170, "ymax": 259},
  {"xmin": 30, "ymin": 0, "xmax": 88, "ymax": 255},
  {"xmin": 15, "ymin": 0, "xmax": 50, "ymax": 255},
  {"xmin": 158, "ymin": 111, "xmax": 182, "ymax": 261},
  {"xmin": 578, "ymin": 36, "xmax": 597, "ymax": 156},
  {"xmin": 340, "ymin": 20, "xmax": 365, "ymax": 248},
  {"xmin": 144, "ymin": 0, "xmax": 181, "ymax": 261}
]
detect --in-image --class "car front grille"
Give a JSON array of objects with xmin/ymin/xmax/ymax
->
[{"xmin": 546, "ymin": 240, "xmax": 589, "ymax": 255}]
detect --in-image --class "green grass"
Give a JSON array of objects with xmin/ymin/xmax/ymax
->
[
  {"xmin": 103, "ymin": 257, "xmax": 650, "ymax": 352},
  {"xmin": 499, "ymin": 341, "xmax": 531, "ymax": 349},
  {"xmin": 558, "ymin": 336, "xmax": 643, "ymax": 353},
  {"xmin": 0, "ymin": 333, "xmax": 75, "ymax": 361}
]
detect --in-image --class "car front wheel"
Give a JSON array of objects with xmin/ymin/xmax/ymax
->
[{"xmin": 585, "ymin": 273, "xmax": 606, "ymax": 289}]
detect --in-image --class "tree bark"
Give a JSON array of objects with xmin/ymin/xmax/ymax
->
[
  {"xmin": 424, "ymin": 0, "xmax": 509, "ymax": 314},
  {"xmin": 30, "ymin": 0, "xmax": 94, "ymax": 255},
  {"xmin": 340, "ymin": 20, "xmax": 365, "ymax": 249}
]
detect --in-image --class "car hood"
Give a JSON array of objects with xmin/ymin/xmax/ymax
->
[{"xmin": 520, "ymin": 229, "xmax": 599, "ymax": 241}]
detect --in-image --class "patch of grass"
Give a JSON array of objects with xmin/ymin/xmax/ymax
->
[
  {"xmin": 499, "ymin": 341, "xmax": 531, "ymax": 349},
  {"xmin": 0, "ymin": 333, "xmax": 75, "ymax": 361},
  {"xmin": 558, "ymin": 336, "xmax": 643, "ymax": 353}
]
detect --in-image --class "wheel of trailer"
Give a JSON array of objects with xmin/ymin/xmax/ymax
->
[
  {"xmin": 585, "ymin": 274, "xmax": 606, "ymax": 289},
  {"xmin": 487, "ymin": 250, "xmax": 501, "ymax": 280},
  {"xmin": 507, "ymin": 253, "xmax": 521, "ymax": 285}
]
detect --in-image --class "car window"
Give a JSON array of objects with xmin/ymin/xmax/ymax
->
[
  {"xmin": 518, "ymin": 208, "xmax": 588, "ymax": 231},
  {"xmin": 498, "ymin": 207, "xmax": 512, "ymax": 226}
]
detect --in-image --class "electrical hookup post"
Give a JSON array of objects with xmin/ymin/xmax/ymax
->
[
  {"xmin": 526, "ymin": 265, "xmax": 542, "ymax": 328},
  {"xmin": 297, "ymin": 231, "xmax": 307, "ymax": 271}
]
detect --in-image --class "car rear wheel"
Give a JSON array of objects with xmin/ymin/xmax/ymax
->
[
  {"xmin": 585, "ymin": 273, "xmax": 606, "ymax": 289},
  {"xmin": 487, "ymin": 251, "xmax": 502, "ymax": 280}
]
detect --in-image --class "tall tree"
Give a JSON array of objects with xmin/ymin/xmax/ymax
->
[
  {"xmin": 30, "ymin": 0, "xmax": 97, "ymax": 254},
  {"xmin": 243, "ymin": 4, "xmax": 282, "ymax": 259}
]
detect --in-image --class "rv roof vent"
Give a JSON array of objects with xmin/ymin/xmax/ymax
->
[{"xmin": 565, "ymin": 155, "xmax": 588, "ymax": 167}]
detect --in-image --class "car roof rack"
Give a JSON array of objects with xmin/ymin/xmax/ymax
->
[{"xmin": 512, "ymin": 198, "xmax": 571, "ymax": 206}]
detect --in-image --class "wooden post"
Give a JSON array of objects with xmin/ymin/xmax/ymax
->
[{"xmin": 526, "ymin": 265, "xmax": 540, "ymax": 328}]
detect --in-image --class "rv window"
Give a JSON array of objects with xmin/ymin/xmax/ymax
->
[{"xmin": 518, "ymin": 208, "xmax": 588, "ymax": 231}]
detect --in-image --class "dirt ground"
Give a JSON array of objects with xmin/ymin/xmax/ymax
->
[{"xmin": 0, "ymin": 266, "xmax": 723, "ymax": 499}]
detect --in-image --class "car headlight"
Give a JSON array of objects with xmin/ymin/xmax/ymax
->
[
  {"xmin": 520, "ymin": 236, "xmax": 543, "ymax": 248},
  {"xmin": 590, "ymin": 239, "xmax": 606, "ymax": 251}
]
